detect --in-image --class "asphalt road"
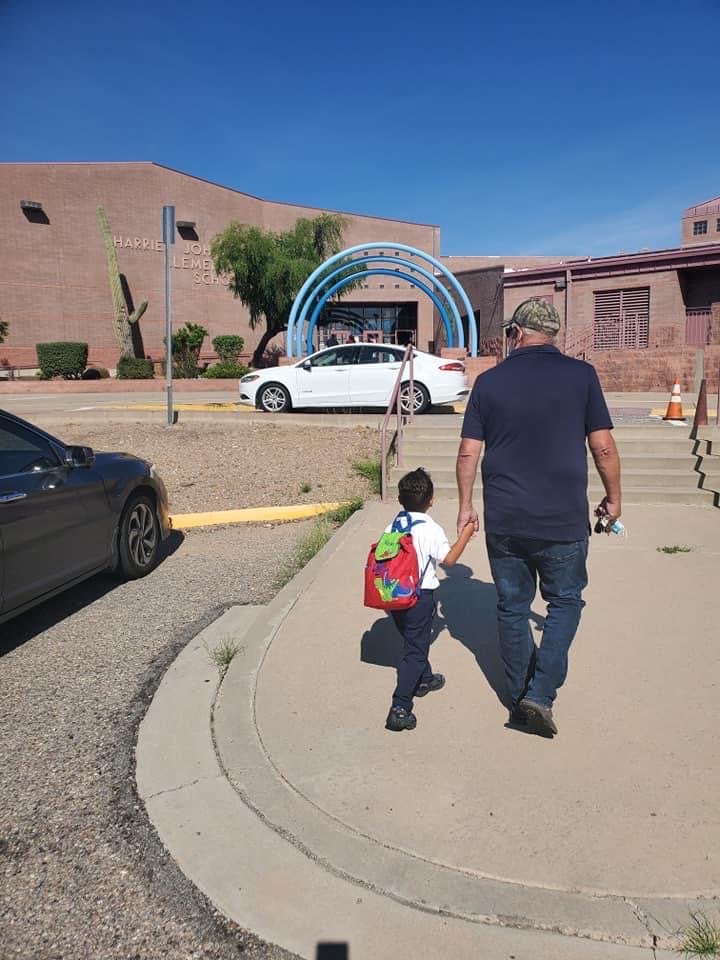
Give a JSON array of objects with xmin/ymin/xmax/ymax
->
[{"xmin": 0, "ymin": 522, "xmax": 306, "ymax": 960}]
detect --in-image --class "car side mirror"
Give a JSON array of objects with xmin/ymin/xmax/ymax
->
[
  {"xmin": 66, "ymin": 445, "xmax": 95, "ymax": 468},
  {"xmin": 302, "ymin": 360, "xmax": 312, "ymax": 371}
]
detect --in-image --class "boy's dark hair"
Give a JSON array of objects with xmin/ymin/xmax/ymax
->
[{"xmin": 398, "ymin": 468, "xmax": 433, "ymax": 512}]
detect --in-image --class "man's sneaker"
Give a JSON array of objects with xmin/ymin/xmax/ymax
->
[
  {"xmin": 507, "ymin": 708, "xmax": 528, "ymax": 727},
  {"xmin": 385, "ymin": 707, "xmax": 417, "ymax": 732},
  {"xmin": 519, "ymin": 698, "xmax": 558, "ymax": 737},
  {"xmin": 415, "ymin": 673, "xmax": 446, "ymax": 697}
]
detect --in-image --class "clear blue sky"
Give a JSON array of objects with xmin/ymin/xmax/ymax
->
[{"xmin": 1, "ymin": 0, "xmax": 717, "ymax": 257}]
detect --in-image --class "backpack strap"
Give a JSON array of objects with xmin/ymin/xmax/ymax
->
[{"xmin": 391, "ymin": 510, "xmax": 426, "ymax": 534}]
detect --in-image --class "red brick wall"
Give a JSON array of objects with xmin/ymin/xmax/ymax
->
[
  {"xmin": 0, "ymin": 163, "xmax": 439, "ymax": 367},
  {"xmin": 591, "ymin": 346, "xmax": 720, "ymax": 393}
]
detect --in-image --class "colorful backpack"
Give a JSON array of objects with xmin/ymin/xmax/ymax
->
[{"xmin": 364, "ymin": 511, "xmax": 430, "ymax": 611}]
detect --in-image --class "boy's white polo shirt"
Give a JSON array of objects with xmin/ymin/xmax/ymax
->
[{"xmin": 384, "ymin": 511, "xmax": 450, "ymax": 590}]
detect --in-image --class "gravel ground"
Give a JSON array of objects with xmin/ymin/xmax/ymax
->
[
  {"xmin": 29, "ymin": 418, "xmax": 379, "ymax": 513},
  {"xmin": 0, "ymin": 522, "xmax": 318, "ymax": 960}
]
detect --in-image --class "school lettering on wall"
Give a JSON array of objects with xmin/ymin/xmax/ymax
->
[{"xmin": 112, "ymin": 236, "xmax": 225, "ymax": 286}]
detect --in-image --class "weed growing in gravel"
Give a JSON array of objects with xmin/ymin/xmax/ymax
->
[
  {"xmin": 676, "ymin": 911, "xmax": 720, "ymax": 957},
  {"xmin": 275, "ymin": 519, "xmax": 332, "ymax": 588},
  {"xmin": 275, "ymin": 499, "xmax": 365, "ymax": 588},
  {"xmin": 206, "ymin": 637, "xmax": 242, "ymax": 674},
  {"xmin": 353, "ymin": 458, "xmax": 382, "ymax": 495},
  {"xmin": 300, "ymin": 482, "xmax": 312, "ymax": 494},
  {"xmin": 657, "ymin": 545, "xmax": 693, "ymax": 554},
  {"xmin": 327, "ymin": 498, "xmax": 364, "ymax": 524}
]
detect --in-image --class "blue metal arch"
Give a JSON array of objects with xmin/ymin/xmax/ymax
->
[
  {"xmin": 287, "ymin": 242, "xmax": 477, "ymax": 357},
  {"xmin": 305, "ymin": 269, "xmax": 454, "ymax": 356},
  {"xmin": 296, "ymin": 254, "xmax": 461, "ymax": 356}
]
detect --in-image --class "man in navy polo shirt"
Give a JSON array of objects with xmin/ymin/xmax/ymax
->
[{"xmin": 456, "ymin": 298, "xmax": 622, "ymax": 737}]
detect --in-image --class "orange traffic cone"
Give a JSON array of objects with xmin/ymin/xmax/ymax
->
[{"xmin": 662, "ymin": 377, "xmax": 686, "ymax": 422}]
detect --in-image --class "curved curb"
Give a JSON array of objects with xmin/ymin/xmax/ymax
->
[{"xmin": 171, "ymin": 501, "xmax": 348, "ymax": 529}]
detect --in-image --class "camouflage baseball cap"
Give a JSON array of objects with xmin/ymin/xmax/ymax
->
[{"xmin": 508, "ymin": 298, "xmax": 561, "ymax": 336}]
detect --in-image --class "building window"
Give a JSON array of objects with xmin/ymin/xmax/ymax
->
[
  {"xmin": 693, "ymin": 220, "xmax": 708, "ymax": 235},
  {"xmin": 593, "ymin": 288, "xmax": 650, "ymax": 350},
  {"xmin": 716, "ymin": 218, "xmax": 720, "ymax": 232}
]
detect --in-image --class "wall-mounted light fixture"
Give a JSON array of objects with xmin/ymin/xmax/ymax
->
[
  {"xmin": 20, "ymin": 200, "xmax": 50, "ymax": 223},
  {"xmin": 176, "ymin": 219, "xmax": 198, "ymax": 241}
]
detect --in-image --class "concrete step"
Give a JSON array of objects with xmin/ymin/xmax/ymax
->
[
  {"xmin": 399, "ymin": 451, "xmax": 698, "ymax": 473},
  {"xmin": 397, "ymin": 424, "xmax": 713, "ymax": 506},
  {"xmin": 697, "ymin": 452, "xmax": 720, "ymax": 474},
  {"xmin": 389, "ymin": 469, "xmax": 481, "ymax": 489},
  {"xmin": 429, "ymin": 481, "xmax": 711, "ymax": 505},
  {"xmin": 593, "ymin": 470, "xmax": 700, "ymax": 489},
  {"xmin": 394, "ymin": 469, "xmax": 700, "ymax": 491},
  {"xmin": 404, "ymin": 424, "xmax": 696, "ymax": 438},
  {"xmin": 401, "ymin": 436, "xmax": 696, "ymax": 457}
]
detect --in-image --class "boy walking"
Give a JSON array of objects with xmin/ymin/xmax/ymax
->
[{"xmin": 385, "ymin": 468, "xmax": 474, "ymax": 732}]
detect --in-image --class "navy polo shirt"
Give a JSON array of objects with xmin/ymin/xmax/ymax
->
[{"xmin": 461, "ymin": 345, "xmax": 613, "ymax": 542}]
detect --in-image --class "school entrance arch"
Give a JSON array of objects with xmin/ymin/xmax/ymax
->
[{"xmin": 286, "ymin": 242, "xmax": 478, "ymax": 357}]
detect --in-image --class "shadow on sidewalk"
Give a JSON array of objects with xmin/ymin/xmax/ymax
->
[
  {"xmin": 436, "ymin": 564, "xmax": 511, "ymax": 708},
  {"xmin": 438, "ymin": 563, "xmax": 546, "ymax": 710},
  {"xmin": 361, "ymin": 563, "xmax": 545, "ymax": 712}
]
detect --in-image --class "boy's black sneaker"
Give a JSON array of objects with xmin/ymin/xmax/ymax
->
[
  {"xmin": 415, "ymin": 673, "xmax": 446, "ymax": 697},
  {"xmin": 385, "ymin": 707, "xmax": 417, "ymax": 732}
]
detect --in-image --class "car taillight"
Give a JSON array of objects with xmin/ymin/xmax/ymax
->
[{"xmin": 438, "ymin": 362, "xmax": 465, "ymax": 372}]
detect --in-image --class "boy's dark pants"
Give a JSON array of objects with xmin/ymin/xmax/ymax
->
[{"xmin": 390, "ymin": 589, "xmax": 436, "ymax": 711}]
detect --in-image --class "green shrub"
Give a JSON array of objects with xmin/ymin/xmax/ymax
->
[
  {"xmin": 116, "ymin": 356, "xmax": 155, "ymax": 379},
  {"xmin": 212, "ymin": 334, "xmax": 245, "ymax": 364},
  {"xmin": 36, "ymin": 342, "xmax": 88, "ymax": 379},
  {"xmin": 0, "ymin": 318, "xmax": 8, "ymax": 343},
  {"xmin": 167, "ymin": 322, "xmax": 208, "ymax": 378},
  {"xmin": 201, "ymin": 361, "xmax": 250, "ymax": 379}
]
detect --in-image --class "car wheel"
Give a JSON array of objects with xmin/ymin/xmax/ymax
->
[
  {"xmin": 118, "ymin": 494, "xmax": 160, "ymax": 579},
  {"xmin": 400, "ymin": 381, "xmax": 430, "ymax": 415},
  {"xmin": 258, "ymin": 383, "xmax": 292, "ymax": 413}
]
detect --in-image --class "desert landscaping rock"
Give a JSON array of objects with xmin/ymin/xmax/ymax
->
[
  {"xmin": 31, "ymin": 417, "xmax": 379, "ymax": 512},
  {"xmin": 0, "ymin": 522, "xmax": 311, "ymax": 959}
]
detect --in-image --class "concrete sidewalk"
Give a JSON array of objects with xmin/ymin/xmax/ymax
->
[{"xmin": 137, "ymin": 499, "xmax": 719, "ymax": 959}]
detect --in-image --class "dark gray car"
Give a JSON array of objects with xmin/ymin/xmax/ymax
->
[{"xmin": 0, "ymin": 410, "xmax": 171, "ymax": 624}]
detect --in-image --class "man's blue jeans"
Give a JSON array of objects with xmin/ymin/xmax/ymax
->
[{"xmin": 486, "ymin": 534, "xmax": 588, "ymax": 710}]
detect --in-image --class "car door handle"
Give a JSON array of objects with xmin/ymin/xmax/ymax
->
[{"xmin": 0, "ymin": 491, "xmax": 27, "ymax": 503}]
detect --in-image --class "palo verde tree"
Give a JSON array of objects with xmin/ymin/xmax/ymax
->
[{"xmin": 210, "ymin": 213, "xmax": 362, "ymax": 367}]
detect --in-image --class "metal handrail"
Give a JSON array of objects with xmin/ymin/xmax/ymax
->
[
  {"xmin": 380, "ymin": 344, "xmax": 415, "ymax": 502},
  {"xmin": 564, "ymin": 326, "xmax": 594, "ymax": 359}
]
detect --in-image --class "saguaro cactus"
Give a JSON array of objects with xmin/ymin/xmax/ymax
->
[{"xmin": 97, "ymin": 206, "xmax": 148, "ymax": 357}]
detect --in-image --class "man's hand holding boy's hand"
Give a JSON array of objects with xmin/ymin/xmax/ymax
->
[
  {"xmin": 444, "ymin": 519, "xmax": 477, "ymax": 567},
  {"xmin": 457, "ymin": 506, "xmax": 479, "ymax": 538}
]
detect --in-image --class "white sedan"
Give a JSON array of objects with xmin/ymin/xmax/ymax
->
[{"xmin": 239, "ymin": 343, "xmax": 467, "ymax": 414}]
